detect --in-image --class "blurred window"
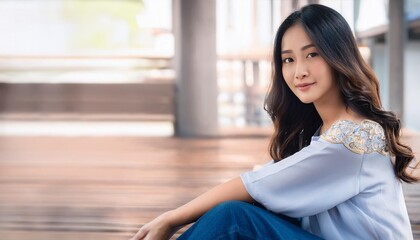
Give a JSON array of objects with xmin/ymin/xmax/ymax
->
[{"xmin": 0, "ymin": 0, "xmax": 174, "ymax": 84}]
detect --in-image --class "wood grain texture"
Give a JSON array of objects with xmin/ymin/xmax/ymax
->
[{"xmin": 0, "ymin": 131, "xmax": 419, "ymax": 239}]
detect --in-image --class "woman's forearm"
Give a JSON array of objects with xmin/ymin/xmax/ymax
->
[{"xmin": 165, "ymin": 176, "xmax": 253, "ymax": 228}]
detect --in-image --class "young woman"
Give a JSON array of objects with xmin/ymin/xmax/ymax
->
[{"xmin": 130, "ymin": 4, "xmax": 418, "ymax": 240}]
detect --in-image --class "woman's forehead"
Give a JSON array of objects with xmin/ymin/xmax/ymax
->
[{"xmin": 281, "ymin": 25, "xmax": 314, "ymax": 51}]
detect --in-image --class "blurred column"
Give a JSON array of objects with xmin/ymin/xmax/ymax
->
[
  {"xmin": 173, "ymin": 0, "xmax": 218, "ymax": 137},
  {"xmin": 387, "ymin": 0, "xmax": 405, "ymax": 122}
]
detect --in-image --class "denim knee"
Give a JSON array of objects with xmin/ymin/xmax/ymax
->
[
  {"xmin": 210, "ymin": 201, "xmax": 248, "ymax": 212},
  {"xmin": 177, "ymin": 201, "xmax": 250, "ymax": 240},
  {"xmin": 205, "ymin": 201, "xmax": 250, "ymax": 220}
]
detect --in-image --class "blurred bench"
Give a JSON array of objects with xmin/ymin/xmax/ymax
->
[{"xmin": 0, "ymin": 79, "xmax": 174, "ymax": 121}]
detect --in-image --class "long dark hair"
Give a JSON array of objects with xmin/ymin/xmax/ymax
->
[{"xmin": 265, "ymin": 4, "xmax": 418, "ymax": 183}]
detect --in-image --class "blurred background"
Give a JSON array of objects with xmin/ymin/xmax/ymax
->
[
  {"xmin": 0, "ymin": 0, "xmax": 419, "ymax": 239},
  {"xmin": 0, "ymin": 0, "xmax": 419, "ymax": 136}
]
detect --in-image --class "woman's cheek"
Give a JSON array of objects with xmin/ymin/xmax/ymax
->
[{"xmin": 282, "ymin": 68, "xmax": 294, "ymax": 88}]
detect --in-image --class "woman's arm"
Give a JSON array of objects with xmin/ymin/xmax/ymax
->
[{"xmin": 130, "ymin": 176, "xmax": 253, "ymax": 240}]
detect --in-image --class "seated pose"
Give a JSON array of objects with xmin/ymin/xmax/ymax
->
[{"xmin": 130, "ymin": 4, "xmax": 418, "ymax": 240}]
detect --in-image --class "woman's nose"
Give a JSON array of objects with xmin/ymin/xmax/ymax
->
[{"xmin": 295, "ymin": 63, "xmax": 309, "ymax": 79}]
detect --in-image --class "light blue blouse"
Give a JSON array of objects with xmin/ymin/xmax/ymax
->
[{"xmin": 241, "ymin": 120, "xmax": 413, "ymax": 240}]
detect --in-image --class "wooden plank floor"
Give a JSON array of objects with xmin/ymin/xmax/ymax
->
[{"xmin": 0, "ymin": 130, "xmax": 419, "ymax": 239}]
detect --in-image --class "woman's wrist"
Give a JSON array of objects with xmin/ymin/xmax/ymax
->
[{"xmin": 160, "ymin": 209, "xmax": 182, "ymax": 228}]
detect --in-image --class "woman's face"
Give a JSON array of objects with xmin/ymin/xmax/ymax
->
[{"xmin": 281, "ymin": 24, "xmax": 338, "ymax": 105}]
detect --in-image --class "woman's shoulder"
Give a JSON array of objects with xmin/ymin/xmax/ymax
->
[{"xmin": 320, "ymin": 119, "xmax": 387, "ymax": 155}]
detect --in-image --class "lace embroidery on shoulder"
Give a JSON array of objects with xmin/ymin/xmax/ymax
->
[{"xmin": 320, "ymin": 119, "xmax": 388, "ymax": 155}]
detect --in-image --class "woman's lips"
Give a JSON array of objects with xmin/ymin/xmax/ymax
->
[{"xmin": 296, "ymin": 82, "xmax": 315, "ymax": 91}]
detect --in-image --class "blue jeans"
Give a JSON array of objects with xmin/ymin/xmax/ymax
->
[{"xmin": 177, "ymin": 201, "xmax": 323, "ymax": 240}]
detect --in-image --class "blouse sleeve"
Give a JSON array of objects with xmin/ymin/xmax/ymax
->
[{"xmin": 240, "ymin": 138, "xmax": 363, "ymax": 218}]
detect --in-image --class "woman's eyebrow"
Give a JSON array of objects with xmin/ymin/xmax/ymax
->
[
  {"xmin": 281, "ymin": 43, "xmax": 315, "ymax": 54},
  {"xmin": 301, "ymin": 43, "xmax": 315, "ymax": 51}
]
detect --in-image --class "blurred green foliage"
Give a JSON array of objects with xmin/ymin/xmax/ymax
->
[{"xmin": 61, "ymin": 0, "xmax": 144, "ymax": 50}]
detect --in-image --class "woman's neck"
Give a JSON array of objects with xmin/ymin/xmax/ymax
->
[{"xmin": 314, "ymin": 97, "xmax": 363, "ymax": 134}]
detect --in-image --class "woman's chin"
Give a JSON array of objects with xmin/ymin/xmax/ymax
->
[{"xmin": 297, "ymin": 98, "xmax": 315, "ymax": 104}]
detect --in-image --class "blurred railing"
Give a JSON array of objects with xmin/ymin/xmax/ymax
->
[
  {"xmin": 0, "ymin": 54, "xmax": 175, "ymax": 121},
  {"xmin": 218, "ymin": 50, "xmax": 272, "ymax": 127}
]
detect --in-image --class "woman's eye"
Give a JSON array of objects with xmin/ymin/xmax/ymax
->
[
  {"xmin": 307, "ymin": 52, "xmax": 319, "ymax": 58},
  {"xmin": 282, "ymin": 58, "xmax": 293, "ymax": 63}
]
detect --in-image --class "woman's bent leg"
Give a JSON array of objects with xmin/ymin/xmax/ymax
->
[{"xmin": 177, "ymin": 201, "xmax": 322, "ymax": 240}]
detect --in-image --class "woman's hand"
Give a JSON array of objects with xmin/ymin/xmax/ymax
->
[{"xmin": 129, "ymin": 211, "xmax": 179, "ymax": 240}]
